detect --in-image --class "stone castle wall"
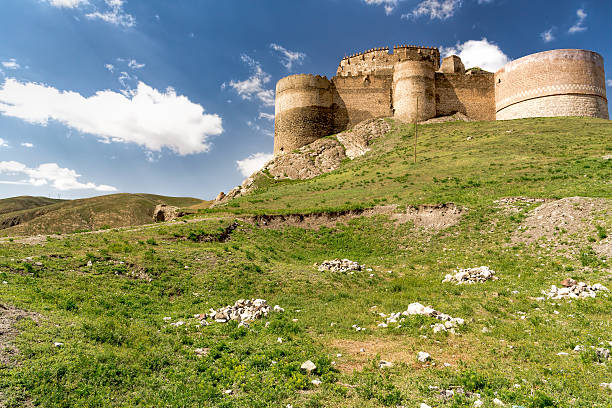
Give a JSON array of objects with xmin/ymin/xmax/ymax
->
[
  {"xmin": 495, "ymin": 49, "xmax": 608, "ymax": 120},
  {"xmin": 435, "ymin": 72, "xmax": 496, "ymax": 120},
  {"xmin": 274, "ymin": 47, "xmax": 608, "ymax": 156}
]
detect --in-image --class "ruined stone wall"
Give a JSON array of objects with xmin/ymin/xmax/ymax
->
[
  {"xmin": 337, "ymin": 45, "xmax": 440, "ymax": 77},
  {"xmin": 495, "ymin": 49, "xmax": 608, "ymax": 120},
  {"xmin": 435, "ymin": 72, "xmax": 495, "ymax": 120},
  {"xmin": 331, "ymin": 74, "xmax": 393, "ymax": 131},
  {"xmin": 274, "ymin": 74, "xmax": 334, "ymax": 155}
]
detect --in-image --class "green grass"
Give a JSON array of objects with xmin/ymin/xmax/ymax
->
[{"xmin": 0, "ymin": 117, "xmax": 611, "ymax": 407}]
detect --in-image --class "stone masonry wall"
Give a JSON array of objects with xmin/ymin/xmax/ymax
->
[
  {"xmin": 331, "ymin": 75, "xmax": 394, "ymax": 131},
  {"xmin": 435, "ymin": 72, "xmax": 495, "ymax": 120},
  {"xmin": 495, "ymin": 49, "xmax": 608, "ymax": 120},
  {"xmin": 496, "ymin": 94, "xmax": 609, "ymax": 120}
]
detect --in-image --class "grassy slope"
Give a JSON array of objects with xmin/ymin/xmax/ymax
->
[
  {"xmin": 0, "ymin": 193, "xmax": 203, "ymax": 236},
  {"xmin": 0, "ymin": 196, "xmax": 64, "ymax": 216},
  {"xmin": 0, "ymin": 117, "xmax": 611, "ymax": 407}
]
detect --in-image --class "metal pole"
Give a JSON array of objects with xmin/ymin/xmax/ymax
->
[{"xmin": 414, "ymin": 97, "xmax": 418, "ymax": 164}]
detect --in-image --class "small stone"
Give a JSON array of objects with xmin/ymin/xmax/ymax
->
[
  {"xmin": 336, "ymin": 353, "xmax": 342, "ymax": 357},
  {"xmin": 359, "ymin": 348, "xmax": 365, "ymax": 353},
  {"xmin": 53, "ymin": 342, "xmax": 63, "ymax": 347},
  {"xmin": 223, "ymin": 389, "xmax": 233, "ymax": 395},
  {"xmin": 561, "ymin": 278, "xmax": 577, "ymax": 287},
  {"xmin": 573, "ymin": 345, "xmax": 584, "ymax": 351},
  {"xmin": 311, "ymin": 379, "xmax": 322, "ymax": 386},
  {"xmin": 556, "ymin": 352, "xmax": 568, "ymax": 356},
  {"xmin": 300, "ymin": 360, "xmax": 316, "ymax": 374},
  {"xmin": 474, "ymin": 400, "xmax": 483, "ymax": 407},
  {"xmin": 194, "ymin": 348, "xmax": 208, "ymax": 357},
  {"xmin": 379, "ymin": 360, "xmax": 393, "ymax": 368},
  {"xmin": 417, "ymin": 351, "xmax": 431, "ymax": 363},
  {"xmin": 277, "ymin": 337, "xmax": 282, "ymax": 344},
  {"xmin": 87, "ymin": 260, "xmax": 93, "ymax": 267},
  {"xmin": 493, "ymin": 398, "xmax": 504, "ymax": 406},
  {"xmin": 273, "ymin": 305, "xmax": 284, "ymax": 312},
  {"xmin": 420, "ymin": 404, "xmax": 432, "ymax": 408},
  {"xmin": 596, "ymin": 348, "xmax": 610, "ymax": 361}
]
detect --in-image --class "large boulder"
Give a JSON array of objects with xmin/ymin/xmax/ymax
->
[{"xmin": 153, "ymin": 204, "xmax": 183, "ymax": 222}]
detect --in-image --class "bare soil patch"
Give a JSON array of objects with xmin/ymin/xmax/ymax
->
[
  {"xmin": 328, "ymin": 336, "xmax": 479, "ymax": 373},
  {"xmin": 0, "ymin": 304, "xmax": 41, "ymax": 367},
  {"xmin": 512, "ymin": 197, "xmax": 612, "ymax": 257},
  {"xmin": 246, "ymin": 204, "xmax": 463, "ymax": 230}
]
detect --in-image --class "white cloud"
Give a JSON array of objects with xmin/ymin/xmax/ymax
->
[
  {"xmin": 127, "ymin": 59, "xmax": 145, "ymax": 70},
  {"xmin": 270, "ymin": 44, "xmax": 306, "ymax": 71},
  {"xmin": 21, "ymin": 142, "xmax": 34, "ymax": 148},
  {"xmin": 47, "ymin": 0, "xmax": 88, "ymax": 8},
  {"xmin": 258, "ymin": 112, "xmax": 275, "ymax": 121},
  {"xmin": 104, "ymin": 63, "xmax": 115, "ymax": 73},
  {"xmin": 607, "ymin": 79, "xmax": 612, "ymax": 87},
  {"xmin": 236, "ymin": 152, "xmax": 273, "ymax": 177},
  {"xmin": 86, "ymin": 0, "xmax": 135, "ymax": 28},
  {"xmin": 1, "ymin": 59, "xmax": 20, "ymax": 70},
  {"xmin": 0, "ymin": 138, "xmax": 8, "ymax": 147},
  {"xmin": 405, "ymin": 0, "xmax": 462, "ymax": 20},
  {"xmin": 441, "ymin": 38, "xmax": 509, "ymax": 72},
  {"xmin": 0, "ymin": 161, "xmax": 117, "ymax": 191},
  {"xmin": 568, "ymin": 8, "xmax": 587, "ymax": 33},
  {"xmin": 540, "ymin": 28, "xmax": 555, "ymax": 43},
  {"xmin": 228, "ymin": 55, "xmax": 275, "ymax": 107},
  {"xmin": 0, "ymin": 78, "xmax": 223, "ymax": 155},
  {"xmin": 363, "ymin": 0, "xmax": 399, "ymax": 15}
]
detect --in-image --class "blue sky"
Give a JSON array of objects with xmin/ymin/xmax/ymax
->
[{"xmin": 0, "ymin": 0, "xmax": 610, "ymax": 200}]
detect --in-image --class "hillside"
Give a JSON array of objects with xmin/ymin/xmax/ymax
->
[
  {"xmin": 0, "ymin": 117, "xmax": 611, "ymax": 407},
  {"xmin": 0, "ymin": 193, "xmax": 203, "ymax": 236},
  {"xmin": 0, "ymin": 196, "xmax": 64, "ymax": 216}
]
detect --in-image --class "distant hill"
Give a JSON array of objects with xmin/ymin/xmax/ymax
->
[
  {"xmin": 0, "ymin": 193, "xmax": 204, "ymax": 236},
  {"xmin": 0, "ymin": 196, "xmax": 65, "ymax": 216}
]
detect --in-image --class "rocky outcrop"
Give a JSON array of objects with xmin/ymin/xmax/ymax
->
[
  {"xmin": 215, "ymin": 119, "xmax": 392, "ymax": 205},
  {"xmin": 153, "ymin": 204, "xmax": 183, "ymax": 222}
]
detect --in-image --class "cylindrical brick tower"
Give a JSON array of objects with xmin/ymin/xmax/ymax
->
[
  {"xmin": 274, "ymin": 74, "xmax": 334, "ymax": 156},
  {"xmin": 495, "ymin": 49, "xmax": 608, "ymax": 120},
  {"xmin": 392, "ymin": 60, "xmax": 436, "ymax": 122}
]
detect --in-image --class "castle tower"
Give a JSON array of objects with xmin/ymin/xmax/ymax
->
[
  {"xmin": 274, "ymin": 74, "xmax": 334, "ymax": 155},
  {"xmin": 495, "ymin": 49, "xmax": 609, "ymax": 120},
  {"xmin": 392, "ymin": 60, "xmax": 436, "ymax": 122}
]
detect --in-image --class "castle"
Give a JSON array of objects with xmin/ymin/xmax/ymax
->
[{"xmin": 274, "ymin": 46, "xmax": 609, "ymax": 155}]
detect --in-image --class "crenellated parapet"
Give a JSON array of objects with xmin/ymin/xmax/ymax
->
[{"xmin": 337, "ymin": 45, "xmax": 440, "ymax": 77}]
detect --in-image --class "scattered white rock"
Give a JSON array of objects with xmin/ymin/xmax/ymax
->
[
  {"xmin": 87, "ymin": 260, "xmax": 93, "ymax": 267},
  {"xmin": 383, "ymin": 302, "xmax": 466, "ymax": 333},
  {"xmin": 163, "ymin": 316, "xmax": 172, "ymax": 321},
  {"xmin": 277, "ymin": 337, "xmax": 283, "ymax": 344},
  {"xmin": 273, "ymin": 305, "xmax": 284, "ymax": 312},
  {"xmin": 223, "ymin": 389, "xmax": 233, "ymax": 395},
  {"xmin": 379, "ymin": 360, "xmax": 394, "ymax": 369},
  {"xmin": 573, "ymin": 345, "xmax": 585, "ymax": 352},
  {"xmin": 493, "ymin": 398, "xmax": 505, "ymax": 406},
  {"xmin": 596, "ymin": 348, "xmax": 610, "ymax": 361},
  {"xmin": 420, "ymin": 404, "xmax": 432, "ymax": 408},
  {"xmin": 196, "ymin": 299, "xmax": 277, "ymax": 324},
  {"xmin": 543, "ymin": 281, "xmax": 609, "ymax": 299},
  {"xmin": 443, "ymin": 266, "xmax": 498, "ymax": 284},
  {"xmin": 556, "ymin": 352, "xmax": 569, "ymax": 356},
  {"xmin": 194, "ymin": 348, "xmax": 208, "ymax": 357},
  {"xmin": 474, "ymin": 400, "xmax": 483, "ymax": 407},
  {"xmin": 170, "ymin": 320, "xmax": 185, "ymax": 327},
  {"xmin": 317, "ymin": 259, "xmax": 364, "ymax": 273},
  {"xmin": 301, "ymin": 360, "xmax": 316, "ymax": 374},
  {"xmin": 417, "ymin": 351, "xmax": 431, "ymax": 363},
  {"xmin": 53, "ymin": 342, "xmax": 63, "ymax": 347},
  {"xmin": 311, "ymin": 379, "xmax": 322, "ymax": 386},
  {"xmin": 600, "ymin": 382, "xmax": 612, "ymax": 391}
]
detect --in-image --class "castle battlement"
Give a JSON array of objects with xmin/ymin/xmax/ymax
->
[{"xmin": 274, "ymin": 46, "xmax": 608, "ymax": 156}]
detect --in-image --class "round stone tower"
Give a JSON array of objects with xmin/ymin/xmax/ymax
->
[
  {"xmin": 274, "ymin": 74, "xmax": 334, "ymax": 156},
  {"xmin": 495, "ymin": 49, "xmax": 608, "ymax": 120},
  {"xmin": 392, "ymin": 60, "xmax": 436, "ymax": 123}
]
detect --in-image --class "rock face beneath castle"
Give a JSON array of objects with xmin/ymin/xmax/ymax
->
[{"xmin": 274, "ymin": 46, "xmax": 608, "ymax": 156}]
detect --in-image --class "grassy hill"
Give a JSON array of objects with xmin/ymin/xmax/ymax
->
[
  {"xmin": 0, "ymin": 196, "xmax": 64, "ymax": 216},
  {"xmin": 0, "ymin": 117, "xmax": 611, "ymax": 407},
  {"xmin": 0, "ymin": 193, "xmax": 203, "ymax": 236}
]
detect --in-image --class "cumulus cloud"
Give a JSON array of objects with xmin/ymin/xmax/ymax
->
[
  {"xmin": 540, "ymin": 28, "xmax": 555, "ymax": 43},
  {"xmin": 607, "ymin": 79, "xmax": 612, "ymax": 87},
  {"xmin": 127, "ymin": 59, "xmax": 145, "ymax": 70},
  {"xmin": 104, "ymin": 63, "xmax": 115, "ymax": 72},
  {"xmin": 47, "ymin": 0, "xmax": 88, "ymax": 8},
  {"xmin": 568, "ymin": 8, "xmax": 587, "ymax": 34},
  {"xmin": 85, "ymin": 0, "xmax": 135, "ymax": 28},
  {"xmin": 363, "ymin": 0, "xmax": 399, "ymax": 15},
  {"xmin": 21, "ymin": 142, "xmax": 34, "ymax": 148},
  {"xmin": 1, "ymin": 59, "xmax": 20, "ymax": 70},
  {"xmin": 0, "ymin": 161, "xmax": 117, "ymax": 191},
  {"xmin": 0, "ymin": 138, "xmax": 8, "ymax": 147},
  {"xmin": 0, "ymin": 78, "xmax": 223, "ymax": 155},
  {"xmin": 228, "ymin": 55, "xmax": 275, "ymax": 107},
  {"xmin": 236, "ymin": 152, "xmax": 273, "ymax": 177},
  {"xmin": 441, "ymin": 38, "xmax": 509, "ymax": 72},
  {"xmin": 270, "ymin": 44, "xmax": 306, "ymax": 71},
  {"xmin": 404, "ymin": 0, "xmax": 462, "ymax": 20}
]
